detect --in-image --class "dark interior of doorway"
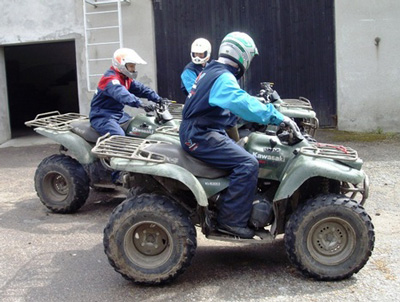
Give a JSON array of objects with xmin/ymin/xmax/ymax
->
[{"xmin": 4, "ymin": 41, "xmax": 79, "ymax": 138}]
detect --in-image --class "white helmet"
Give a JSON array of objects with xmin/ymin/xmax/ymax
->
[
  {"xmin": 112, "ymin": 48, "xmax": 147, "ymax": 79},
  {"xmin": 218, "ymin": 32, "xmax": 258, "ymax": 79},
  {"xmin": 191, "ymin": 38, "xmax": 212, "ymax": 65}
]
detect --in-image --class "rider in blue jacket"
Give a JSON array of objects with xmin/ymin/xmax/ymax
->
[
  {"xmin": 180, "ymin": 38, "xmax": 211, "ymax": 96},
  {"xmin": 179, "ymin": 32, "xmax": 301, "ymax": 238},
  {"xmin": 90, "ymin": 48, "xmax": 162, "ymax": 136}
]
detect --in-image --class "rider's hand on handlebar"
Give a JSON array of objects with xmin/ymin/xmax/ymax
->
[
  {"xmin": 141, "ymin": 104, "xmax": 156, "ymax": 113},
  {"xmin": 281, "ymin": 116, "xmax": 304, "ymax": 140},
  {"xmin": 156, "ymin": 97, "xmax": 170, "ymax": 105}
]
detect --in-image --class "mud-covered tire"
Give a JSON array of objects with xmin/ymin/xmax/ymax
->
[
  {"xmin": 104, "ymin": 193, "xmax": 197, "ymax": 285},
  {"xmin": 285, "ymin": 194, "xmax": 374, "ymax": 281},
  {"xmin": 34, "ymin": 154, "xmax": 90, "ymax": 213}
]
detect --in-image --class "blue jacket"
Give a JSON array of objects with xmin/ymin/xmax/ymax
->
[
  {"xmin": 90, "ymin": 67, "xmax": 160, "ymax": 124},
  {"xmin": 180, "ymin": 62, "xmax": 204, "ymax": 95},
  {"xmin": 181, "ymin": 60, "xmax": 284, "ymax": 131}
]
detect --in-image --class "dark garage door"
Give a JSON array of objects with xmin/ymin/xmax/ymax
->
[
  {"xmin": 4, "ymin": 41, "xmax": 79, "ymax": 137},
  {"xmin": 153, "ymin": 0, "xmax": 336, "ymax": 127}
]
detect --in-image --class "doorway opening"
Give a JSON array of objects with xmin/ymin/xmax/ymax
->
[{"xmin": 4, "ymin": 41, "xmax": 79, "ymax": 138}]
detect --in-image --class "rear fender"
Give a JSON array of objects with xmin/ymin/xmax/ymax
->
[
  {"xmin": 146, "ymin": 132, "xmax": 180, "ymax": 144},
  {"xmin": 35, "ymin": 128, "xmax": 96, "ymax": 164},
  {"xmin": 110, "ymin": 158, "xmax": 209, "ymax": 206},
  {"xmin": 274, "ymin": 155, "xmax": 366, "ymax": 202}
]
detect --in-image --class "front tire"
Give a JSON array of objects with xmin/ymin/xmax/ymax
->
[
  {"xmin": 285, "ymin": 194, "xmax": 374, "ymax": 280},
  {"xmin": 104, "ymin": 193, "xmax": 197, "ymax": 285},
  {"xmin": 34, "ymin": 154, "xmax": 90, "ymax": 213}
]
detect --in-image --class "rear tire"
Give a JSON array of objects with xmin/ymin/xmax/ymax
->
[
  {"xmin": 285, "ymin": 194, "xmax": 374, "ymax": 280},
  {"xmin": 34, "ymin": 154, "xmax": 90, "ymax": 213},
  {"xmin": 104, "ymin": 193, "xmax": 197, "ymax": 285}
]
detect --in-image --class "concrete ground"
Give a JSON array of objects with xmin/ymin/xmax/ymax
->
[{"xmin": 0, "ymin": 130, "xmax": 399, "ymax": 302}]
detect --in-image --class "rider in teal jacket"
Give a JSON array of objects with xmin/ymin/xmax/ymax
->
[
  {"xmin": 180, "ymin": 32, "xmax": 299, "ymax": 239},
  {"xmin": 180, "ymin": 38, "xmax": 212, "ymax": 96}
]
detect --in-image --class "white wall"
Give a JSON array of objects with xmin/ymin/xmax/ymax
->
[
  {"xmin": 335, "ymin": 0, "xmax": 400, "ymax": 132},
  {"xmin": 81, "ymin": 0, "xmax": 158, "ymax": 115},
  {"xmin": 0, "ymin": 48, "xmax": 11, "ymax": 143},
  {"xmin": 0, "ymin": 0, "xmax": 157, "ymax": 143}
]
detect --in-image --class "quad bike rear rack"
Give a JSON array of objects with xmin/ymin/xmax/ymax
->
[
  {"xmin": 168, "ymin": 103, "xmax": 184, "ymax": 120},
  {"xmin": 281, "ymin": 97, "xmax": 314, "ymax": 110},
  {"xmin": 91, "ymin": 134, "xmax": 170, "ymax": 164},
  {"xmin": 25, "ymin": 111, "xmax": 88, "ymax": 131},
  {"xmin": 301, "ymin": 117, "xmax": 319, "ymax": 137}
]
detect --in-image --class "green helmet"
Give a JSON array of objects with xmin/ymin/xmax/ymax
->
[{"xmin": 218, "ymin": 32, "xmax": 259, "ymax": 78}]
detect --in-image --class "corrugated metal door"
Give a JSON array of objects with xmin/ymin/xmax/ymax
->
[{"xmin": 153, "ymin": 0, "xmax": 336, "ymax": 127}]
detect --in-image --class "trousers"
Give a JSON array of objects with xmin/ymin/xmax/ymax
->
[{"xmin": 180, "ymin": 120, "xmax": 259, "ymax": 227}]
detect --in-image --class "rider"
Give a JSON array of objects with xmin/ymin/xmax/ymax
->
[
  {"xmin": 180, "ymin": 38, "xmax": 212, "ymax": 96},
  {"xmin": 90, "ymin": 48, "xmax": 163, "ymax": 136},
  {"xmin": 179, "ymin": 32, "xmax": 301, "ymax": 238}
]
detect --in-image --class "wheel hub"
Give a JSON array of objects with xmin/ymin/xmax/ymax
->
[
  {"xmin": 316, "ymin": 224, "xmax": 345, "ymax": 254},
  {"xmin": 132, "ymin": 223, "xmax": 168, "ymax": 256},
  {"xmin": 308, "ymin": 217, "xmax": 356, "ymax": 265},
  {"xmin": 53, "ymin": 175, "xmax": 68, "ymax": 195},
  {"xmin": 43, "ymin": 172, "xmax": 69, "ymax": 201}
]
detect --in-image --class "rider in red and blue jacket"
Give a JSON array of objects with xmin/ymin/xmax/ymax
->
[{"xmin": 90, "ymin": 48, "xmax": 162, "ymax": 136}]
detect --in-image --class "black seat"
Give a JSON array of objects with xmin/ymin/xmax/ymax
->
[
  {"xmin": 70, "ymin": 120, "xmax": 100, "ymax": 143},
  {"xmin": 70, "ymin": 119, "xmax": 133, "ymax": 143}
]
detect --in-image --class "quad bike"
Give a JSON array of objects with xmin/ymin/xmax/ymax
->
[
  {"xmin": 239, "ymin": 82, "xmax": 319, "ymax": 139},
  {"xmin": 92, "ymin": 122, "xmax": 374, "ymax": 285},
  {"xmin": 24, "ymin": 100, "xmax": 180, "ymax": 214}
]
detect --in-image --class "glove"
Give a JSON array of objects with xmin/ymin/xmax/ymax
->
[
  {"xmin": 281, "ymin": 116, "xmax": 302, "ymax": 138},
  {"xmin": 142, "ymin": 104, "xmax": 155, "ymax": 113},
  {"xmin": 156, "ymin": 97, "xmax": 170, "ymax": 105}
]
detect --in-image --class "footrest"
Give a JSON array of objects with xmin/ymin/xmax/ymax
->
[{"xmin": 206, "ymin": 229, "xmax": 274, "ymax": 243}]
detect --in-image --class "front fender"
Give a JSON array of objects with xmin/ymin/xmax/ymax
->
[
  {"xmin": 35, "ymin": 128, "xmax": 96, "ymax": 164},
  {"xmin": 110, "ymin": 158, "xmax": 208, "ymax": 206},
  {"xmin": 274, "ymin": 155, "xmax": 366, "ymax": 202}
]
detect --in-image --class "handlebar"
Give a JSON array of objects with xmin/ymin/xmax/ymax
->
[
  {"xmin": 140, "ymin": 98, "xmax": 175, "ymax": 122},
  {"xmin": 258, "ymin": 82, "xmax": 281, "ymax": 103},
  {"xmin": 277, "ymin": 122, "xmax": 304, "ymax": 146}
]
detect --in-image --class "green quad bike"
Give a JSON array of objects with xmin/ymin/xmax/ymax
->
[
  {"xmin": 91, "ymin": 123, "xmax": 374, "ymax": 285},
  {"xmin": 24, "ymin": 100, "xmax": 181, "ymax": 214}
]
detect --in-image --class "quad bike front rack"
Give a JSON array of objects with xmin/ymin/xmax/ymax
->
[
  {"xmin": 299, "ymin": 143, "xmax": 368, "ymax": 205},
  {"xmin": 25, "ymin": 111, "xmax": 88, "ymax": 131},
  {"xmin": 299, "ymin": 143, "xmax": 358, "ymax": 162}
]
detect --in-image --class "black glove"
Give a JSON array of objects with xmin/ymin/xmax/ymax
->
[
  {"xmin": 142, "ymin": 104, "xmax": 155, "ymax": 113},
  {"xmin": 156, "ymin": 97, "xmax": 170, "ymax": 105}
]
